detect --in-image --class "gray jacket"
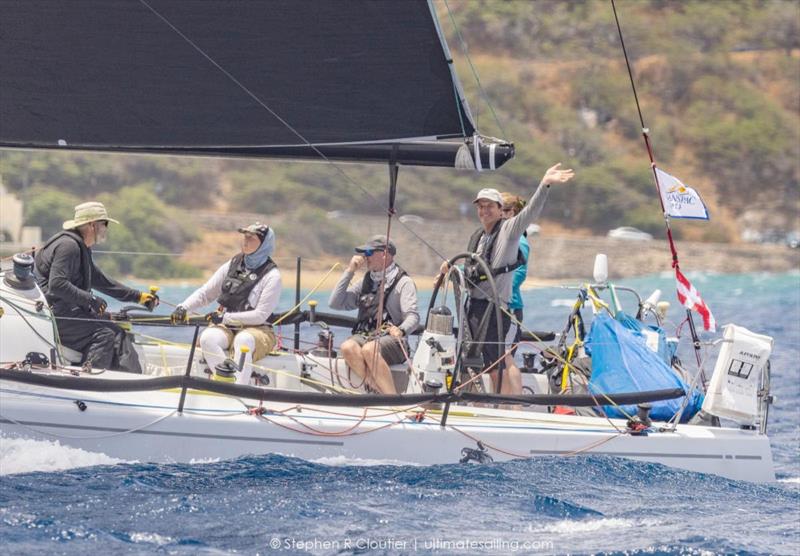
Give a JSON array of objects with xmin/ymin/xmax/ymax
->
[
  {"xmin": 329, "ymin": 270, "xmax": 420, "ymax": 335},
  {"xmin": 470, "ymin": 179, "xmax": 550, "ymax": 305}
]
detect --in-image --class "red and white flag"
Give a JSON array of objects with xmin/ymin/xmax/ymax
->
[{"xmin": 675, "ymin": 268, "xmax": 716, "ymax": 332}]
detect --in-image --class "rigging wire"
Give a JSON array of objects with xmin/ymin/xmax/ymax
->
[{"xmin": 441, "ymin": 0, "xmax": 508, "ymax": 140}]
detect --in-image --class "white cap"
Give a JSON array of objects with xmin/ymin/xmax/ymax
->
[{"xmin": 472, "ymin": 188, "xmax": 503, "ymax": 205}]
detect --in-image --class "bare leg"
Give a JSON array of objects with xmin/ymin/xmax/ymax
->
[
  {"xmin": 340, "ymin": 339, "xmax": 369, "ymax": 388},
  {"xmin": 361, "ymin": 341, "xmax": 397, "ymax": 394},
  {"xmin": 489, "ymin": 362, "xmax": 523, "ymax": 410},
  {"xmin": 502, "ymin": 355, "xmax": 524, "ymax": 395}
]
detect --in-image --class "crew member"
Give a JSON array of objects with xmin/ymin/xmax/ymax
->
[
  {"xmin": 329, "ymin": 235, "xmax": 419, "ymax": 394},
  {"xmin": 440, "ymin": 163, "xmax": 574, "ymax": 394},
  {"xmin": 34, "ymin": 201, "xmax": 159, "ymax": 371},
  {"xmin": 171, "ymin": 223, "xmax": 281, "ymax": 385},
  {"xmin": 499, "ymin": 192, "xmax": 530, "ymax": 393}
]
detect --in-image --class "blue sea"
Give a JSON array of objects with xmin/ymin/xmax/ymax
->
[{"xmin": 2, "ymin": 271, "xmax": 799, "ymax": 555}]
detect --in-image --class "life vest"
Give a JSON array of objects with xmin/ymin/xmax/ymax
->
[
  {"xmin": 466, "ymin": 220, "xmax": 525, "ymax": 283},
  {"xmin": 352, "ymin": 266, "xmax": 408, "ymax": 334},
  {"xmin": 216, "ymin": 253, "xmax": 278, "ymax": 312}
]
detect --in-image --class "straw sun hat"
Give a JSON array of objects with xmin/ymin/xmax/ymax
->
[{"xmin": 62, "ymin": 201, "xmax": 119, "ymax": 230}]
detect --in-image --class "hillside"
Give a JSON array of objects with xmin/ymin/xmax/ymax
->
[{"xmin": 1, "ymin": 0, "xmax": 797, "ymax": 278}]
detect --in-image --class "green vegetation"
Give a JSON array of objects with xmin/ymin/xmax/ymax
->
[
  {"xmin": 1, "ymin": 0, "xmax": 797, "ymax": 276},
  {"xmin": 96, "ymin": 187, "xmax": 200, "ymax": 278}
]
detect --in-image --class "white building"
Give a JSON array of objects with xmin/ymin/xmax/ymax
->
[{"xmin": 0, "ymin": 182, "xmax": 41, "ymax": 250}]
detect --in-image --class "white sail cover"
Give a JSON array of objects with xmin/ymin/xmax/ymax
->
[{"xmin": 702, "ymin": 324, "xmax": 773, "ymax": 424}]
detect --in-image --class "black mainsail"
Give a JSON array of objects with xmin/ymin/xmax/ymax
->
[{"xmin": 0, "ymin": 0, "xmax": 513, "ymax": 169}]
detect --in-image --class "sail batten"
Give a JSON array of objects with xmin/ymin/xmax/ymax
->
[{"xmin": 0, "ymin": 0, "xmax": 515, "ymax": 168}]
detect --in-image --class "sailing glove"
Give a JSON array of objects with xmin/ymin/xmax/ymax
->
[
  {"xmin": 205, "ymin": 311, "xmax": 224, "ymax": 325},
  {"xmin": 139, "ymin": 291, "xmax": 160, "ymax": 311},
  {"xmin": 170, "ymin": 306, "xmax": 188, "ymax": 325},
  {"xmin": 88, "ymin": 295, "xmax": 107, "ymax": 315}
]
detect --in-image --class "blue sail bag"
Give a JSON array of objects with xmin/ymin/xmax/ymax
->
[{"xmin": 585, "ymin": 312, "xmax": 703, "ymax": 422}]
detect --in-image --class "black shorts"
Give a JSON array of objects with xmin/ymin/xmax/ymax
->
[{"xmin": 467, "ymin": 298, "xmax": 511, "ymax": 371}]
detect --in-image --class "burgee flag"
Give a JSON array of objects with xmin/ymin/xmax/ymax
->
[
  {"xmin": 656, "ymin": 168, "xmax": 709, "ymax": 220},
  {"xmin": 675, "ymin": 267, "xmax": 716, "ymax": 332}
]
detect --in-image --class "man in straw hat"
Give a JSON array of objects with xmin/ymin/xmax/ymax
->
[{"xmin": 34, "ymin": 201, "xmax": 159, "ymax": 371}]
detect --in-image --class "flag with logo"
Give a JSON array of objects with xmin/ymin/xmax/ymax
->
[
  {"xmin": 655, "ymin": 168, "xmax": 709, "ymax": 220},
  {"xmin": 675, "ymin": 267, "xmax": 716, "ymax": 332}
]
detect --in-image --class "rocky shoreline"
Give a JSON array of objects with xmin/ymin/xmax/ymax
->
[{"xmin": 354, "ymin": 217, "xmax": 799, "ymax": 280}]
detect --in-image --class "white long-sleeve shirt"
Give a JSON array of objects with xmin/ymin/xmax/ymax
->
[{"xmin": 179, "ymin": 260, "xmax": 282, "ymax": 327}]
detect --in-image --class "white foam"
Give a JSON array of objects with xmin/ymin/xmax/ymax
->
[
  {"xmin": 0, "ymin": 435, "xmax": 126, "ymax": 475},
  {"xmin": 129, "ymin": 532, "xmax": 174, "ymax": 546},
  {"xmin": 311, "ymin": 455, "xmax": 420, "ymax": 467},
  {"xmin": 550, "ymin": 298, "xmax": 575, "ymax": 308},
  {"xmin": 530, "ymin": 517, "xmax": 659, "ymax": 534},
  {"xmin": 188, "ymin": 457, "xmax": 222, "ymax": 465},
  {"xmin": 778, "ymin": 477, "xmax": 800, "ymax": 484}
]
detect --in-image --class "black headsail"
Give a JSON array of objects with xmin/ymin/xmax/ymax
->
[{"xmin": 0, "ymin": 0, "xmax": 513, "ymax": 169}]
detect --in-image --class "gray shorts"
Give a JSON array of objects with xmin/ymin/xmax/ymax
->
[{"xmin": 350, "ymin": 333, "xmax": 408, "ymax": 365}]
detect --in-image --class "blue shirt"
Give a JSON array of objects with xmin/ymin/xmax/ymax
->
[{"xmin": 508, "ymin": 234, "xmax": 530, "ymax": 311}]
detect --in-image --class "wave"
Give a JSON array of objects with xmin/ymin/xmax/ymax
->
[{"xmin": 0, "ymin": 435, "xmax": 127, "ymax": 475}]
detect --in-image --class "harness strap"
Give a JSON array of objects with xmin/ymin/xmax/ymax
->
[
  {"xmin": 352, "ymin": 267, "xmax": 408, "ymax": 334},
  {"xmin": 467, "ymin": 220, "xmax": 525, "ymax": 280}
]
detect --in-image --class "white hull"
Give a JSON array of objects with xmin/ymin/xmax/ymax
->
[
  {"xmin": 0, "ymin": 273, "xmax": 776, "ymax": 482},
  {"xmin": 0, "ymin": 369, "xmax": 775, "ymax": 482}
]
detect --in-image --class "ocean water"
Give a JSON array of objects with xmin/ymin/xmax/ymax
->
[{"xmin": 2, "ymin": 271, "xmax": 799, "ymax": 555}]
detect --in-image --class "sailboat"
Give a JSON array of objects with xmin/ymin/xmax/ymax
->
[{"xmin": 0, "ymin": 0, "xmax": 776, "ymax": 482}]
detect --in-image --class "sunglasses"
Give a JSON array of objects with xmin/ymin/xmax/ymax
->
[{"xmin": 362, "ymin": 248, "xmax": 385, "ymax": 257}]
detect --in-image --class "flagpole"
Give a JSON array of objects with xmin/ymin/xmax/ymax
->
[{"xmin": 610, "ymin": 0, "xmax": 705, "ymax": 379}]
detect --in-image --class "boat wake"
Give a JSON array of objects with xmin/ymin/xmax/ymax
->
[{"xmin": 0, "ymin": 435, "xmax": 127, "ymax": 475}]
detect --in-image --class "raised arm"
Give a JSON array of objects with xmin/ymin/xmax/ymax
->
[
  {"xmin": 328, "ymin": 255, "xmax": 365, "ymax": 311},
  {"xmin": 507, "ymin": 163, "xmax": 575, "ymax": 238}
]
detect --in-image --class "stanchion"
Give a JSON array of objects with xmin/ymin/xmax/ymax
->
[{"xmin": 177, "ymin": 324, "xmax": 200, "ymax": 414}]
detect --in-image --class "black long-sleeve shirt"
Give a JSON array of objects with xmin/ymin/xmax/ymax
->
[{"xmin": 34, "ymin": 230, "xmax": 140, "ymax": 315}]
